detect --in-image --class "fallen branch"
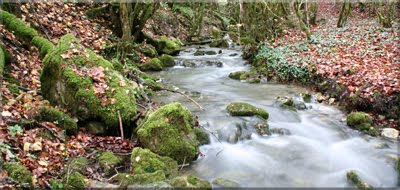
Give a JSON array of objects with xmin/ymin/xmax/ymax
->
[
  {"xmin": 117, "ymin": 111, "xmax": 124, "ymax": 139},
  {"xmin": 178, "ymin": 156, "xmax": 187, "ymax": 172},
  {"xmin": 158, "ymin": 86, "xmax": 204, "ymax": 110},
  {"xmin": 38, "ymin": 122, "xmax": 64, "ymax": 142}
]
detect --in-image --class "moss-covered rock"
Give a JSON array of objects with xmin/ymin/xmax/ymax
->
[
  {"xmin": 40, "ymin": 34, "xmax": 136, "ymax": 132},
  {"xmin": 68, "ymin": 157, "xmax": 89, "ymax": 173},
  {"xmin": 209, "ymin": 39, "xmax": 229, "ymax": 48},
  {"xmin": 33, "ymin": 106, "xmax": 78, "ymax": 135},
  {"xmin": 228, "ymin": 71, "xmax": 247, "ymax": 80},
  {"xmin": 226, "ymin": 102, "xmax": 269, "ymax": 120},
  {"xmin": 193, "ymin": 127, "xmax": 210, "ymax": 145},
  {"xmin": 116, "ymin": 171, "xmax": 166, "ymax": 187},
  {"xmin": 3, "ymin": 162, "xmax": 33, "ymax": 186},
  {"xmin": 159, "ymin": 54, "xmax": 175, "ymax": 67},
  {"xmin": 130, "ymin": 148, "xmax": 178, "ymax": 178},
  {"xmin": 138, "ymin": 45, "xmax": 158, "ymax": 58},
  {"xmin": 301, "ymin": 92, "xmax": 312, "ymax": 103},
  {"xmin": 346, "ymin": 170, "xmax": 373, "ymax": 190},
  {"xmin": 170, "ymin": 175, "xmax": 211, "ymax": 189},
  {"xmin": 346, "ymin": 112, "xmax": 378, "ymax": 136},
  {"xmin": 143, "ymin": 33, "xmax": 181, "ymax": 55},
  {"xmin": 137, "ymin": 102, "xmax": 200, "ymax": 164},
  {"xmin": 212, "ymin": 178, "xmax": 240, "ymax": 187},
  {"xmin": 66, "ymin": 171, "xmax": 86, "ymax": 190},
  {"xmin": 140, "ymin": 58, "xmax": 163, "ymax": 71},
  {"xmin": 194, "ymin": 50, "xmax": 205, "ymax": 56},
  {"xmin": 98, "ymin": 151, "xmax": 122, "ymax": 175}
]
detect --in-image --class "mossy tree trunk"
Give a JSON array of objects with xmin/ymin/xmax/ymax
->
[
  {"xmin": 293, "ymin": 0, "xmax": 311, "ymax": 40},
  {"xmin": 376, "ymin": 0, "xmax": 396, "ymax": 28},
  {"xmin": 337, "ymin": 0, "xmax": 352, "ymax": 28},
  {"xmin": 308, "ymin": 2, "xmax": 318, "ymax": 25},
  {"xmin": 189, "ymin": 3, "xmax": 206, "ymax": 39},
  {"xmin": 117, "ymin": 1, "xmax": 159, "ymax": 63}
]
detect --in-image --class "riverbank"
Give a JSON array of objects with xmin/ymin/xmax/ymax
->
[{"xmin": 248, "ymin": 4, "xmax": 399, "ymax": 131}]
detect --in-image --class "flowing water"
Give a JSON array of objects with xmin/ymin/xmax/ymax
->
[{"xmin": 152, "ymin": 46, "xmax": 398, "ymax": 187}]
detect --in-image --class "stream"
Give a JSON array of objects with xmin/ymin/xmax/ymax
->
[{"xmin": 152, "ymin": 45, "xmax": 398, "ymax": 187}]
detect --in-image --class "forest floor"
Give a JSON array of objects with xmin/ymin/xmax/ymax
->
[
  {"xmin": 266, "ymin": 3, "xmax": 399, "ymax": 129},
  {"xmin": 0, "ymin": 2, "xmax": 136, "ymax": 188}
]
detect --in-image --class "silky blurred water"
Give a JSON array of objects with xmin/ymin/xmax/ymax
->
[{"xmin": 152, "ymin": 46, "xmax": 398, "ymax": 187}]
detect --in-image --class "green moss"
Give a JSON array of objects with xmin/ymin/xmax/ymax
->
[
  {"xmin": 159, "ymin": 54, "xmax": 175, "ymax": 67},
  {"xmin": 193, "ymin": 128, "xmax": 210, "ymax": 145},
  {"xmin": 41, "ymin": 34, "xmax": 136, "ymax": 130},
  {"xmin": 170, "ymin": 176, "xmax": 211, "ymax": 189},
  {"xmin": 229, "ymin": 71, "xmax": 247, "ymax": 80},
  {"xmin": 159, "ymin": 36, "xmax": 181, "ymax": 55},
  {"xmin": 302, "ymin": 93, "xmax": 312, "ymax": 103},
  {"xmin": 248, "ymin": 78, "xmax": 261, "ymax": 83},
  {"xmin": 210, "ymin": 39, "xmax": 229, "ymax": 48},
  {"xmin": 346, "ymin": 170, "xmax": 373, "ymax": 190},
  {"xmin": 3, "ymin": 162, "xmax": 33, "ymax": 186},
  {"xmin": 346, "ymin": 112, "xmax": 378, "ymax": 136},
  {"xmin": 31, "ymin": 36, "xmax": 54, "ymax": 57},
  {"xmin": 0, "ymin": 10, "xmax": 38, "ymax": 42},
  {"xmin": 98, "ymin": 151, "xmax": 122, "ymax": 174},
  {"xmin": 0, "ymin": 45, "xmax": 5, "ymax": 74},
  {"xmin": 6, "ymin": 83, "xmax": 19, "ymax": 94},
  {"xmin": 33, "ymin": 106, "xmax": 78, "ymax": 135},
  {"xmin": 226, "ymin": 102, "xmax": 269, "ymax": 120},
  {"xmin": 68, "ymin": 157, "xmax": 89, "ymax": 173},
  {"xmin": 139, "ymin": 45, "xmax": 158, "ymax": 58},
  {"xmin": 239, "ymin": 72, "xmax": 251, "ymax": 80},
  {"xmin": 116, "ymin": 171, "xmax": 166, "ymax": 187},
  {"xmin": 212, "ymin": 178, "xmax": 240, "ymax": 187},
  {"xmin": 130, "ymin": 148, "xmax": 178, "ymax": 178},
  {"xmin": 66, "ymin": 171, "xmax": 86, "ymax": 190},
  {"xmin": 140, "ymin": 58, "xmax": 163, "ymax": 71},
  {"xmin": 137, "ymin": 102, "xmax": 199, "ymax": 164}
]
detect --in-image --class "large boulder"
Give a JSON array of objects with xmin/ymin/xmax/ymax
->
[
  {"xmin": 40, "ymin": 34, "xmax": 136, "ymax": 132},
  {"xmin": 140, "ymin": 58, "xmax": 163, "ymax": 71},
  {"xmin": 346, "ymin": 112, "xmax": 379, "ymax": 136},
  {"xmin": 143, "ymin": 33, "xmax": 181, "ymax": 55},
  {"xmin": 137, "ymin": 102, "xmax": 200, "ymax": 164},
  {"xmin": 226, "ymin": 102, "xmax": 269, "ymax": 120},
  {"xmin": 209, "ymin": 39, "xmax": 229, "ymax": 48}
]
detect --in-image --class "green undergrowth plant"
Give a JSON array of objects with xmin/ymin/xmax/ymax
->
[{"xmin": 255, "ymin": 45, "xmax": 312, "ymax": 84}]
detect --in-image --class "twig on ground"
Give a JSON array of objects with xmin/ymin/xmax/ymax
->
[
  {"xmin": 159, "ymin": 86, "xmax": 204, "ymax": 110},
  {"xmin": 38, "ymin": 122, "xmax": 64, "ymax": 142},
  {"xmin": 117, "ymin": 111, "xmax": 124, "ymax": 139},
  {"xmin": 179, "ymin": 157, "xmax": 187, "ymax": 172}
]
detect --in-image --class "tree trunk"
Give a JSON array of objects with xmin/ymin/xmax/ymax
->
[
  {"xmin": 118, "ymin": 2, "xmax": 133, "ymax": 64},
  {"xmin": 293, "ymin": 1, "xmax": 311, "ymax": 40},
  {"xmin": 337, "ymin": 0, "xmax": 352, "ymax": 28}
]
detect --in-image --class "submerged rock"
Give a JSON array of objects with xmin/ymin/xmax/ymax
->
[
  {"xmin": 346, "ymin": 112, "xmax": 379, "ymax": 136},
  {"xmin": 212, "ymin": 178, "xmax": 240, "ymax": 187},
  {"xmin": 193, "ymin": 127, "xmax": 210, "ymax": 145},
  {"xmin": 137, "ymin": 102, "xmax": 200, "ymax": 164},
  {"xmin": 276, "ymin": 97, "xmax": 307, "ymax": 111},
  {"xmin": 210, "ymin": 39, "xmax": 229, "ymax": 48},
  {"xmin": 140, "ymin": 58, "xmax": 163, "ymax": 71},
  {"xmin": 193, "ymin": 50, "xmax": 205, "ymax": 56},
  {"xmin": 226, "ymin": 102, "xmax": 269, "ymax": 120},
  {"xmin": 253, "ymin": 122, "xmax": 270, "ymax": 135},
  {"xmin": 270, "ymin": 128, "xmax": 291, "ymax": 135},
  {"xmin": 228, "ymin": 71, "xmax": 247, "ymax": 80},
  {"xmin": 40, "ymin": 34, "xmax": 136, "ymax": 133},
  {"xmin": 170, "ymin": 175, "xmax": 211, "ymax": 189},
  {"xmin": 346, "ymin": 170, "xmax": 373, "ymax": 190},
  {"xmin": 381, "ymin": 128, "xmax": 399, "ymax": 139}
]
